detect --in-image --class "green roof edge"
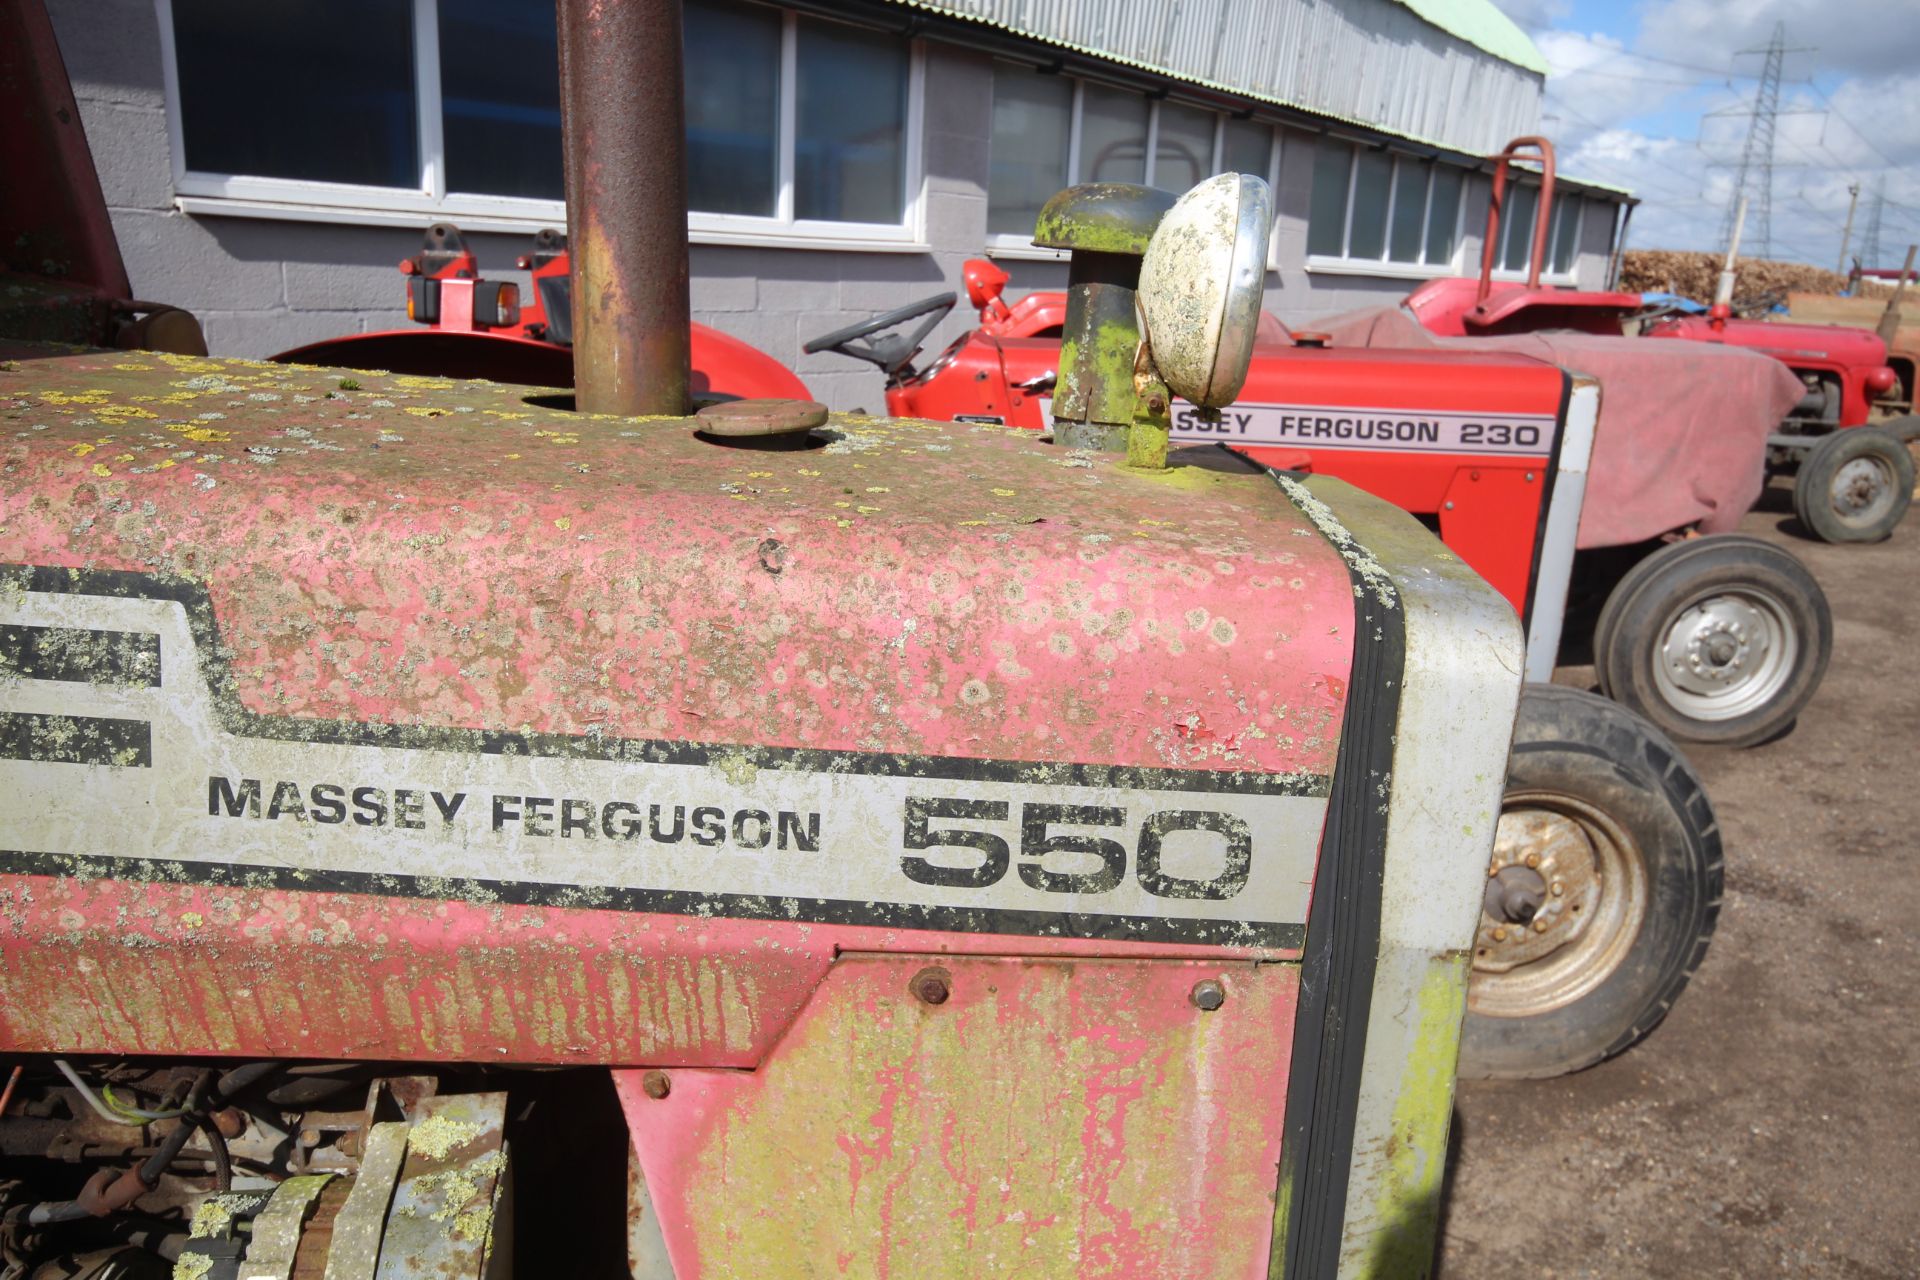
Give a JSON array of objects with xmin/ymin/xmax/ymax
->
[{"xmin": 1395, "ymin": 0, "xmax": 1551, "ymax": 76}]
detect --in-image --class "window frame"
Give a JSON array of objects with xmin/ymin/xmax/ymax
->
[
  {"xmin": 983, "ymin": 69, "xmax": 1281, "ymax": 263},
  {"xmin": 1304, "ymin": 142, "xmax": 1472, "ymax": 281},
  {"xmin": 1480, "ymin": 184, "xmax": 1588, "ymax": 284},
  {"xmin": 155, "ymin": 0, "xmax": 931, "ymax": 252}
]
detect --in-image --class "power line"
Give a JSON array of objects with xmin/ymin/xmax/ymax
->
[
  {"xmin": 1539, "ymin": 92, "xmax": 1716, "ymax": 200},
  {"xmin": 1548, "ymin": 65, "xmax": 1724, "ymax": 88},
  {"xmin": 1802, "ymin": 82, "xmax": 1904, "ymax": 171},
  {"xmin": 1603, "ymin": 47, "xmax": 1742, "ymax": 77}
]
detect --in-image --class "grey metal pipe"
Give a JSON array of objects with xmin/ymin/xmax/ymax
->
[{"xmin": 558, "ymin": 0, "xmax": 693, "ymax": 417}]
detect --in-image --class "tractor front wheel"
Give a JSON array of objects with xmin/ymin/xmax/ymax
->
[
  {"xmin": 1593, "ymin": 534, "xmax": 1831, "ymax": 747},
  {"xmin": 1791, "ymin": 427, "xmax": 1914, "ymax": 543},
  {"xmin": 1459, "ymin": 686, "xmax": 1721, "ymax": 1079}
]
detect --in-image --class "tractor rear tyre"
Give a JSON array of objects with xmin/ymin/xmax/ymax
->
[
  {"xmin": 1791, "ymin": 427, "xmax": 1913, "ymax": 543},
  {"xmin": 1459, "ymin": 685, "xmax": 1721, "ymax": 1080},
  {"xmin": 1593, "ymin": 534, "xmax": 1831, "ymax": 748}
]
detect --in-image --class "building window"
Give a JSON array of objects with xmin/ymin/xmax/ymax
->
[
  {"xmin": 1493, "ymin": 186, "xmax": 1585, "ymax": 277},
  {"xmin": 986, "ymin": 63, "xmax": 1280, "ymax": 249},
  {"xmin": 160, "ymin": 0, "xmax": 925, "ymax": 248},
  {"xmin": 1307, "ymin": 138, "xmax": 1464, "ymax": 274}
]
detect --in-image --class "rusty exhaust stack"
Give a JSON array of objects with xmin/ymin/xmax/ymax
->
[{"xmin": 558, "ymin": 0, "xmax": 692, "ymax": 417}]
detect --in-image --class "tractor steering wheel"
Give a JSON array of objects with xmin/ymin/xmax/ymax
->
[{"xmin": 803, "ymin": 291, "xmax": 957, "ymax": 377}]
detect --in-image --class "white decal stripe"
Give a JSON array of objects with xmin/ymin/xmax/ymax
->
[
  {"xmin": 1171, "ymin": 402, "xmax": 1558, "ymax": 456},
  {"xmin": 0, "ymin": 593, "xmax": 1323, "ymax": 940}
]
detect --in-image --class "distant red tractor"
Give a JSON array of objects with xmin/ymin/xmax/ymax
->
[
  {"xmin": 274, "ymin": 222, "xmax": 809, "ymax": 402},
  {"xmin": 1405, "ymin": 136, "xmax": 1917, "ymax": 544}
]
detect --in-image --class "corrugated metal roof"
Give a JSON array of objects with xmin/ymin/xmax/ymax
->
[{"xmin": 885, "ymin": 0, "xmax": 1548, "ymax": 156}]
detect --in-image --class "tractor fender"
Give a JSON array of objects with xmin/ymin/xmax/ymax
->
[{"xmin": 273, "ymin": 324, "xmax": 810, "ymax": 401}]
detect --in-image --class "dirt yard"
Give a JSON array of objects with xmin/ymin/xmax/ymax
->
[{"xmin": 1441, "ymin": 484, "xmax": 1920, "ymax": 1277}]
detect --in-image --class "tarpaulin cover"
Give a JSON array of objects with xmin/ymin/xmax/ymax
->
[{"xmin": 1311, "ymin": 306, "xmax": 1805, "ymax": 549}]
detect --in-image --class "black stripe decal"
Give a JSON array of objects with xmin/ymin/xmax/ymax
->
[
  {"xmin": 0, "ymin": 564, "xmax": 1327, "ymax": 800},
  {"xmin": 0, "ymin": 712, "xmax": 152, "ymax": 767},
  {"xmin": 1268, "ymin": 474, "xmax": 1405, "ymax": 1279},
  {"xmin": 0, "ymin": 623, "xmax": 161, "ymax": 687},
  {"xmin": 0, "ymin": 849, "xmax": 1306, "ymax": 950}
]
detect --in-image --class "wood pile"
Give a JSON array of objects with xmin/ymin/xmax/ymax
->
[{"xmin": 1619, "ymin": 250, "xmax": 1905, "ymax": 306}]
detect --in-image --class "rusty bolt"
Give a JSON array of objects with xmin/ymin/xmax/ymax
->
[
  {"xmin": 1189, "ymin": 979, "xmax": 1227, "ymax": 1011},
  {"xmin": 1533, "ymin": 918, "xmax": 1550, "ymax": 933},
  {"xmin": 1524, "ymin": 853, "xmax": 1541, "ymax": 869},
  {"xmin": 1551, "ymin": 882, "xmax": 1565, "ymax": 896},
  {"xmin": 641, "ymin": 1071, "xmax": 671, "ymax": 1101},
  {"xmin": 1491, "ymin": 927, "xmax": 1509, "ymax": 942},
  {"xmin": 298, "ymin": 1127, "xmax": 322, "ymax": 1147},
  {"xmin": 211, "ymin": 1108, "xmax": 248, "ymax": 1140},
  {"xmin": 909, "ymin": 966, "xmax": 952, "ymax": 1006},
  {"xmin": 1147, "ymin": 393, "xmax": 1168, "ymax": 415}
]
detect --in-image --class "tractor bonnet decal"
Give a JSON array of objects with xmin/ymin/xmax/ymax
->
[
  {"xmin": 1170, "ymin": 402, "xmax": 1559, "ymax": 455},
  {"xmin": 0, "ymin": 570, "xmax": 1324, "ymax": 948}
]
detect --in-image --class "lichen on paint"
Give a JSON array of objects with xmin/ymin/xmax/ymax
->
[
  {"xmin": 1357, "ymin": 952, "xmax": 1470, "ymax": 1279},
  {"xmin": 407, "ymin": 1113, "xmax": 485, "ymax": 1160},
  {"xmin": 1273, "ymin": 475, "xmax": 1399, "ymax": 612}
]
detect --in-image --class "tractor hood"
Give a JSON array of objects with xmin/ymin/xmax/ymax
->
[{"xmin": 0, "ymin": 347, "xmax": 1353, "ymax": 778}]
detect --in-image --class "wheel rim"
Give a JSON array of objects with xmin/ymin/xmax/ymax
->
[
  {"xmin": 1469, "ymin": 791, "xmax": 1649, "ymax": 1018},
  {"xmin": 1826, "ymin": 453, "xmax": 1898, "ymax": 529},
  {"xmin": 1650, "ymin": 587, "xmax": 1798, "ymax": 721}
]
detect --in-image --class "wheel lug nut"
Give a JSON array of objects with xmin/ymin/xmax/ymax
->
[
  {"xmin": 1492, "ymin": 927, "xmax": 1509, "ymax": 942},
  {"xmin": 1524, "ymin": 853, "xmax": 1540, "ymax": 868},
  {"xmin": 1533, "ymin": 918, "xmax": 1549, "ymax": 933},
  {"xmin": 1551, "ymin": 882, "xmax": 1565, "ymax": 896}
]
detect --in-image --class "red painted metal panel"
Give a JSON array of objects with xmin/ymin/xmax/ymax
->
[
  {"xmin": 616, "ymin": 954, "xmax": 1298, "ymax": 1278},
  {"xmin": 0, "ymin": 873, "xmax": 1291, "ymax": 1064}
]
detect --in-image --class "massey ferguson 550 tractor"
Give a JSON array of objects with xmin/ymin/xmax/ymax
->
[{"xmin": 0, "ymin": 1, "xmax": 1602, "ymax": 1276}]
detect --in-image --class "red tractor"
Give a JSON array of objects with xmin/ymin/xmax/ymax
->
[
  {"xmin": 0, "ymin": 1, "xmax": 1642, "ymax": 1275},
  {"xmin": 274, "ymin": 223, "xmax": 809, "ymax": 402},
  {"xmin": 809, "ymin": 191, "xmax": 1832, "ymax": 761},
  {"xmin": 1404, "ymin": 136, "xmax": 1917, "ymax": 544}
]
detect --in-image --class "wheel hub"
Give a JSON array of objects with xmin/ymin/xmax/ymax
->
[
  {"xmin": 1831, "ymin": 455, "xmax": 1891, "ymax": 518},
  {"xmin": 1475, "ymin": 810, "xmax": 1599, "ymax": 973},
  {"xmin": 1470, "ymin": 793, "xmax": 1650, "ymax": 1020},
  {"xmin": 1663, "ymin": 598, "xmax": 1764, "ymax": 693},
  {"xmin": 1652, "ymin": 588, "xmax": 1797, "ymax": 720}
]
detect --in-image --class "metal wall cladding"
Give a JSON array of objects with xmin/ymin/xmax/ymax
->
[{"xmin": 893, "ymin": 0, "xmax": 1544, "ymax": 156}]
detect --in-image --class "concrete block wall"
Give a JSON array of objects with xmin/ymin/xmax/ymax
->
[{"xmin": 49, "ymin": 1, "xmax": 1623, "ymax": 413}]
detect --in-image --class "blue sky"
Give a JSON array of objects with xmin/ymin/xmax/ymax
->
[{"xmin": 1489, "ymin": 0, "xmax": 1920, "ymax": 267}]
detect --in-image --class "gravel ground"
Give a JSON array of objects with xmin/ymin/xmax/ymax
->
[{"xmin": 1441, "ymin": 485, "xmax": 1920, "ymax": 1278}]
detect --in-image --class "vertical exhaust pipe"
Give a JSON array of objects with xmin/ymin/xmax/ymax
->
[{"xmin": 558, "ymin": 0, "xmax": 692, "ymax": 417}]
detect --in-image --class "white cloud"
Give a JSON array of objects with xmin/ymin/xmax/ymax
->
[
  {"xmin": 1636, "ymin": 0, "xmax": 1920, "ymax": 82},
  {"xmin": 1516, "ymin": 0, "xmax": 1920, "ymax": 263}
]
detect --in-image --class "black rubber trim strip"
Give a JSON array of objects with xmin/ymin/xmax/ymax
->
[
  {"xmin": 0, "ymin": 849, "xmax": 1306, "ymax": 950},
  {"xmin": 0, "ymin": 623, "xmax": 161, "ymax": 686},
  {"xmin": 1265, "ymin": 472, "xmax": 1407, "ymax": 1279},
  {"xmin": 0, "ymin": 564, "xmax": 1324, "ymax": 800},
  {"xmin": 0, "ymin": 711, "xmax": 151, "ymax": 767}
]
